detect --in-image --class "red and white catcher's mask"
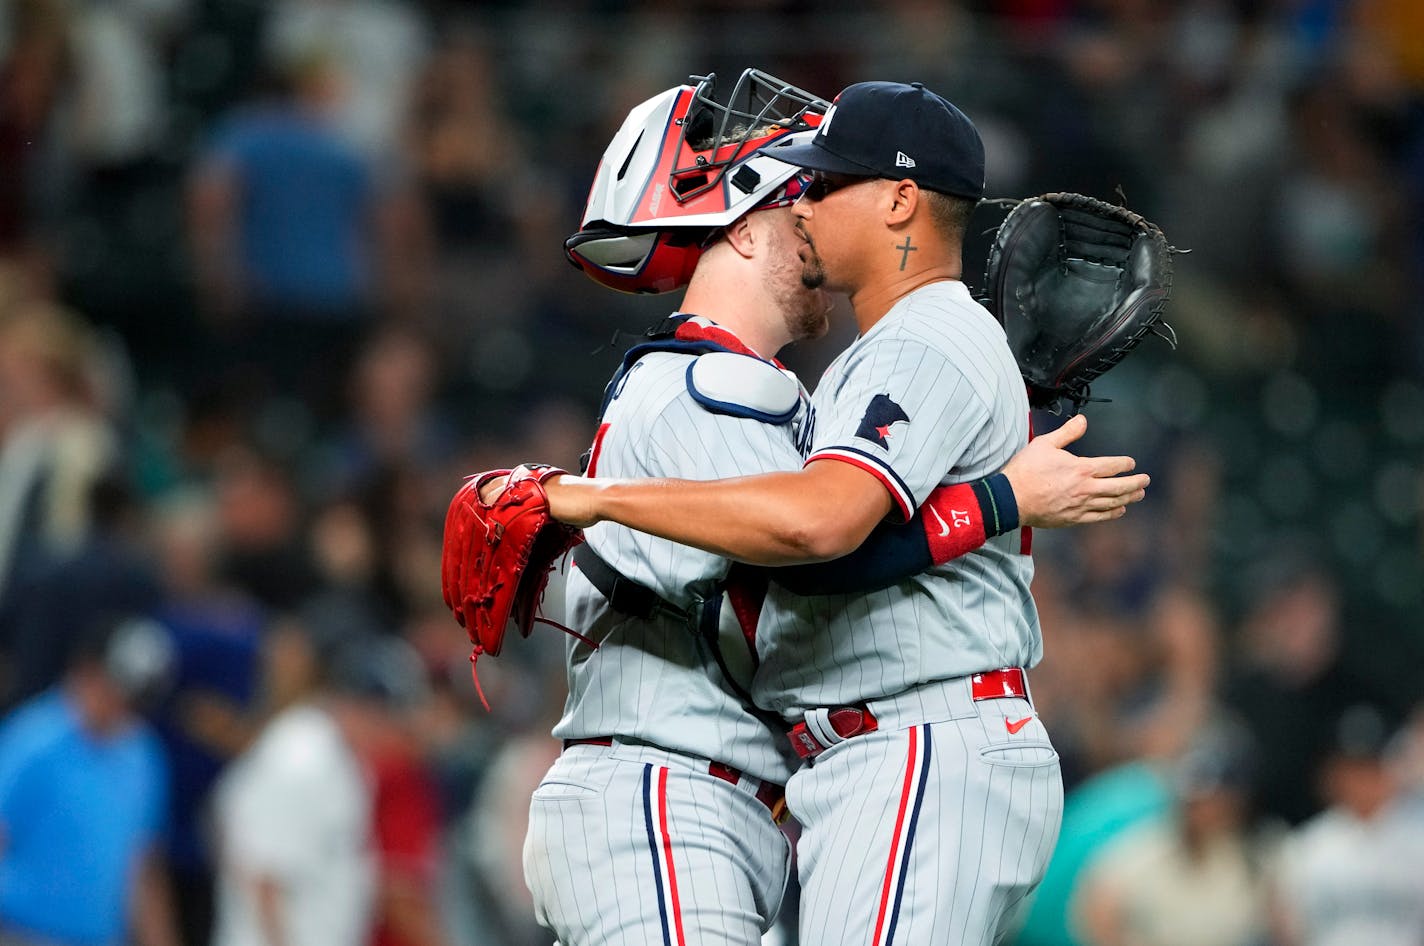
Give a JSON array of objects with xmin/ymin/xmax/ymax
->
[{"xmin": 565, "ymin": 69, "xmax": 826, "ymax": 294}]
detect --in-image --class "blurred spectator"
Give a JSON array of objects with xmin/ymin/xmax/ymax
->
[
  {"xmin": 211, "ymin": 446, "xmax": 320, "ymax": 613},
  {"xmin": 1270, "ymin": 78, "xmax": 1402, "ymax": 377},
  {"xmin": 0, "ymin": 466, "xmax": 159, "ymax": 714},
  {"xmin": 0, "ymin": 301, "xmax": 121, "ymax": 610},
  {"xmin": 328, "ymin": 635, "xmax": 449, "ymax": 946},
  {"xmin": 263, "ymin": 0, "xmax": 428, "ymax": 158},
  {"xmin": 1222, "ymin": 559, "xmax": 1373, "ymax": 825},
  {"xmin": 307, "ymin": 497, "xmax": 390, "ymax": 620},
  {"xmin": 1271, "ymin": 703, "xmax": 1424, "ymax": 946},
  {"xmin": 187, "ymin": 52, "xmax": 409, "ymax": 420},
  {"xmin": 0, "ymin": 304, "xmax": 152, "ymax": 699},
  {"xmin": 1391, "ymin": 702, "xmax": 1424, "ymax": 797},
  {"xmin": 147, "ymin": 490, "xmax": 263, "ymax": 946},
  {"xmin": 408, "ymin": 26, "xmax": 528, "ymax": 348},
  {"xmin": 57, "ymin": 0, "xmax": 195, "ymax": 381},
  {"xmin": 0, "ymin": 0, "xmax": 69, "ymax": 270},
  {"xmin": 0, "ymin": 614, "xmax": 179, "ymax": 946},
  {"xmin": 64, "ymin": 0, "xmax": 188, "ymax": 170},
  {"xmin": 1073, "ymin": 718, "xmax": 1271, "ymax": 946},
  {"xmin": 210, "ymin": 612, "xmax": 374, "ymax": 946},
  {"xmin": 1028, "ymin": 526, "xmax": 1218, "ymax": 787},
  {"xmin": 325, "ymin": 326, "xmax": 455, "ymax": 491}
]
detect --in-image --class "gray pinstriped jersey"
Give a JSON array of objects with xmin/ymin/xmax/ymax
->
[
  {"xmin": 553, "ymin": 345, "xmax": 805, "ymax": 784},
  {"xmin": 754, "ymin": 280, "xmax": 1040, "ymax": 716}
]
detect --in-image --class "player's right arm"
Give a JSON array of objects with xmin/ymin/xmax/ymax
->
[
  {"xmin": 775, "ymin": 412, "xmax": 1131, "ymax": 590},
  {"xmin": 555, "ymin": 458, "xmax": 889, "ymax": 565},
  {"xmin": 540, "ymin": 413, "xmax": 1144, "ymax": 567}
]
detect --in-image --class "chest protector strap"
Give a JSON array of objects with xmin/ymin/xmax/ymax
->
[{"xmin": 592, "ymin": 313, "xmax": 799, "ymax": 427}]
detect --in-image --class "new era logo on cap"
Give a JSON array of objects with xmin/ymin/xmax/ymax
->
[{"xmin": 762, "ymin": 80, "xmax": 984, "ymax": 198}]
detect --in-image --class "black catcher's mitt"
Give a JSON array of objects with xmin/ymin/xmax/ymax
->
[{"xmin": 984, "ymin": 192, "xmax": 1176, "ymax": 412}]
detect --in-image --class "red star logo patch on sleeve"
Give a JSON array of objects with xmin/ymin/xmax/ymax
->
[{"xmin": 855, "ymin": 395, "xmax": 909, "ymax": 448}]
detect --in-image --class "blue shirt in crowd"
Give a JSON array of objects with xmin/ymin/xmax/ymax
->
[
  {"xmin": 153, "ymin": 601, "xmax": 261, "ymax": 871},
  {"xmin": 0, "ymin": 689, "xmax": 169, "ymax": 946},
  {"xmin": 207, "ymin": 106, "xmax": 374, "ymax": 314}
]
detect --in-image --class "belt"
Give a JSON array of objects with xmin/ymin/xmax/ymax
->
[
  {"xmin": 787, "ymin": 667, "xmax": 1031, "ymax": 761},
  {"xmin": 563, "ymin": 738, "xmax": 788, "ymax": 823}
]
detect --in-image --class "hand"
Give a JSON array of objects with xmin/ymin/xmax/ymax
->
[
  {"xmin": 1003, "ymin": 414, "xmax": 1149, "ymax": 527},
  {"xmin": 475, "ymin": 469, "xmax": 597, "ymax": 528},
  {"xmin": 477, "ymin": 474, "xmax": 509, "ymax": 503},
  {"xmin": 179, "ymin": 690, "xmax": 254, "ymax": 756}
]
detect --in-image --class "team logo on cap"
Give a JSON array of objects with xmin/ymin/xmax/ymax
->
[
  {"xmin": 819, "ymin": 103, "xmax": 838, "ymax": 136},
  {"xmin": 895, "ymin": 151, "xmax": 916, "ymax": 168}
]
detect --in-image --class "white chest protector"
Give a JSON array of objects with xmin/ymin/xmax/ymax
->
[
  {"xmin": 591, "ymin": 314, "xmax": 803, "ymax": 446},
  {"xmin": 685, "ymin": 350, "xmax": 801, "ymax": 424}
]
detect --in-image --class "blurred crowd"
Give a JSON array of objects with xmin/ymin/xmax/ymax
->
[{"xmin": 0, "ymin": 1, "xmax": 1422, "ymax": 946}]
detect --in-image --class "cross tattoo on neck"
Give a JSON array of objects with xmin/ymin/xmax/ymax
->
[{"xmin": 896, "ymin": 236, "xmax": 918, "ymax": 271}]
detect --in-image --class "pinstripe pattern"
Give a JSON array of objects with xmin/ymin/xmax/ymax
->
[
  {"xmin": 555, "ymin": 344, "xmax": 806, "ymax": 784},
  {"xmin": 756, "ymin": 277, "xmax": 1058, "ymax": 946},
  {"xmin": 788, "ymin": 698, "xmax": 1063, "ymax": 946},
  {"xmin": 523, "ymin": 745, "xmax": 792, "ymax": 946},
  {"xmin": 756, "ymin": 281, "xmax": 1039, "ymax": 715},
  {"xmin": 528, "ymin": 323, "xmax": 801, "ymax": 944}
]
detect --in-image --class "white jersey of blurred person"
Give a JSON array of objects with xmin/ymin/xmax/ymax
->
[
  {"xmin": 211, "ymin": 607, "xmax": 430, "ymax": 946},
  {"xmin": 1272, "ymin": 704, "xmax": 1424, "ymax": 946}
]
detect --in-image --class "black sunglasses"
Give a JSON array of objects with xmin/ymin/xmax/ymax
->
[{"xmin": 801, "ymin": 171, "xmax": 877, "ymax": 202}]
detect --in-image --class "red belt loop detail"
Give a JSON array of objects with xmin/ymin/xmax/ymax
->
[
  {"xmin": 787, "ymin": 705, "xmax": 879, "ymax": 760},
  {"xmin": 969, "ymin": 668, "xmax": 1028, "ymax": 702}
]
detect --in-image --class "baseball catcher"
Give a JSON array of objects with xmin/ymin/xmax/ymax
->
[
  {"xmin": 439, "ymin": 69, "xmax": 830, "ymax": 711},
  {"xmin": 984, "ymin": 191, "xmax": 1177, "ymax": 413}
]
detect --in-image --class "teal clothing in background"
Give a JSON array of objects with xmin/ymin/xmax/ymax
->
[{"xmin": 1012, "ymin": 761, "xmax": 1171, "ymax": 946}]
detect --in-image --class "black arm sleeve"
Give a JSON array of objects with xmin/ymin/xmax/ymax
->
[
  {"xmin": 770, "ymin": 512, "xmax": 934, "ymax": 596},
  {"xmin": 769, "ymin": 472, "xmax": 1019, "ymax": 596}
]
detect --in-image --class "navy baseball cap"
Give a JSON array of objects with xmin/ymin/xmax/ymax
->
[{"xmin": 764, "ymin": 80, "xmax": 985, "ymax": 198}]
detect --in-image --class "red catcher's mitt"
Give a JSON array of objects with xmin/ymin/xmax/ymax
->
[{"xmin": 440, "ymin": 464, "xmax": 583, "ymax": 702}]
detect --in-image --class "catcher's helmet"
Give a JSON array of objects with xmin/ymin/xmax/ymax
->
[{"xmin": 566, "ymin": 69, "xmax": 826, "ymax": 294}]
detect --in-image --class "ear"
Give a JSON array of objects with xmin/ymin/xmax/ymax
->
[
  {"xmin": 722, "ymin": 215, "xmax": 756, "ymax": 259},
  {"xmin": 885, "ymin": 179, "xmax": 920, "ymax": 227}
]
